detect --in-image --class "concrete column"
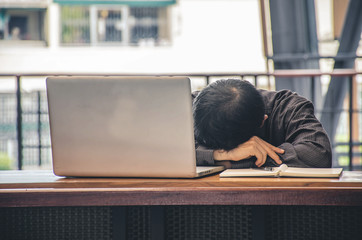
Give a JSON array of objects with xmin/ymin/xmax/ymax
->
[{"xmin": 47, "ymin": 3, "xmax": 60, "ymax": 49}]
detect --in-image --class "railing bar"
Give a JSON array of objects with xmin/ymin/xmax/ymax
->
[
  {"xmin": 315, "ymin": 109, "xmax": 362, "ymax": 113},
  {"xmin": 335, "ymin": 153, "xmax": 362, "ymax": 157},
  {"xmin": 311, "ymin": 76, "xmax": 315, "ymax": 104},
  {"xmin": 349, "ymin": 76, "xmax": 353, "ymax": 171},
  {"xmin": 0, "ymin": 70, "xmax": 360, "ymax": 78},
  {"xmin": 15, "ymin": 107, "xmax": 359, "ymax": 114},
  {"xmin": 22, "ymin": 111, "xmax": 49, "ymax": 115},
  {"xmin": 206, "ymin": 76, "xmax": 210, "ymax": 85},
  {"xmin": 334, "ymin": 142, "xmax": 362, "ymax": 146},
  {"xmin": 37, "ymin": 91, "xmax": 42, "ymax": 167},
  {"xmin": 16, "ymin": 76, "xmax": 23, "ymax": 170},
  {"xmin": 23, "ymin": 145, "xmax": 51, "ymax": 148},
  {"xmin": 266, "ymin": 54, "xmax": 361, "ymax": 61}
]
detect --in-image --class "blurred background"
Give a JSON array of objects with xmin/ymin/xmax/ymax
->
[{"xmin": 0, "ymin": 0, "xmax": 361, "ymax": 170}]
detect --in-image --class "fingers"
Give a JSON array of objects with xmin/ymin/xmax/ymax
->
[
  {"xmin": 264, "ymin": 141, "xmax": 285, "ymax": 154},
  {"xmin": 251, "ymin": 137, "xmax": 283, "ymax": 166},
  {"xmin": 253, "ymin": 143, "xmax": 267, "ymax": 167},
  {"xmin": 226, "ymin": 136, "xmax": 284, "ymax": 167},
  {"xmin": 256, "ymin": 138, "xmax": 283, "ymax": 165},
  {"xmin": 240, "ymin": 137, "xmax": 266, "ymax": 167}
]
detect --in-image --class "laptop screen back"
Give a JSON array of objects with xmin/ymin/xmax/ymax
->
[{"xmin": 47, "ymin": 76, "xmax": 197, "ymax": 177}]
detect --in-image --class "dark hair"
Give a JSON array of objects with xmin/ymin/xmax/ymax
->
[{"xmin": 193, "ymin": 79, "xmax": 265, "ymax": 150}]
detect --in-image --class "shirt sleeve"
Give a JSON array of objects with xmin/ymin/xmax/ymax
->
[
  {"xmin": 195, "ymin": 145, "xmax": 215, "ymax": 165},
  {"xmin": 195, "ymin": 144, "xmax": 256, "ymax": 168},
  {"xmin": 274, "ymin": 98, "xmax": 332, "ymax": 168}
]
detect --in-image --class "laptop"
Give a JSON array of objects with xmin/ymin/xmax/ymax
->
[{"xmin": 46, "ymin": 76, "xmax": 224, "ymax": 178}]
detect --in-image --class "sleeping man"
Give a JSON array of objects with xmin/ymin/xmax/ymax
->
[{"xmin": 192, "ymin": 79, "xmax": 332, "ymax": 169}]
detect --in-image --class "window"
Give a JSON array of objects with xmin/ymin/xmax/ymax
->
[
  {"xmin": 96, "ymin": 8, "xmax": 124, "ymax": 43},
  {"xmin": 60, "ymin": 5, "xmax": 171, "ymax": 46},
  {"xmin": 61, "ymin": 6, "xmax": 90, "ymax": 44},
  {"xmin": 0, "ymin": 9, "xmax": 46, "ymax": 43},
  {"xmin": 130, "ymin": 7, "xmax": 160, "ymax": 45}
]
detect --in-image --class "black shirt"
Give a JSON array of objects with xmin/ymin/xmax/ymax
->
[{"xmin": 193, "ymin": 89, "xmax": 332, "ymax": 168}]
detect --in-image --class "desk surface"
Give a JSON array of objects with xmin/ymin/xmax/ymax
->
[{"xmin": 1, "ymin": 170, "xmax": 362, "ymax": 207}]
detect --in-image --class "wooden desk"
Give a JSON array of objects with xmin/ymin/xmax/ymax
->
[
  {"xmin": 1, "ymin": 170, "xmax": 362, "ymax": 240},
  {"xmin": 1, "ymin": 170, "xmax": 362, "ymax": 207}
]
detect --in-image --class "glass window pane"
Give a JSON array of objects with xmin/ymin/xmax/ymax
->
[
  {"xmin": 97, "ymin": 9, "xmax": 123, "ymax": 43},
  {"xmin": 61, "ymin": 6, "xmax": 90, "ymax": 45},
  {"xmin": 130, "ymin": 7, "xmax": 159, "ymax": 46},
  {"xmin": 0, "ymin": 9, "xmax": 46, "ymax": 42}
]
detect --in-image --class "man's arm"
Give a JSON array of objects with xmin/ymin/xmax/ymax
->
[
  {"xmin": 213, "ymin": 136, "xmax": 283, "ymax": 167},
  {"xmin": 221, "ymin": 95, "xmax": 332, "ymax": 168},
  {"xmin": 273, "ymin": 98, "xmax": 332, "ymax": 168},
  {"xmin": 195, "ymin": 144, "xmax": 255, "ymax": 168},
  {"xmin": 196, "ymin": 137, "xmax": 284, "ymax": 168}
]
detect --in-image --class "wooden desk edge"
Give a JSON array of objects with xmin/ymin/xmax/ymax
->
[{"xmin": 1, "ymin": 187, "xmax": 362, "ymax": 207}]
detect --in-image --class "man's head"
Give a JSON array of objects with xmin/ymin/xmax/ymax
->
[{"xmin": 193, "ymin": 79, "xmax": 265, "ymax": 151}]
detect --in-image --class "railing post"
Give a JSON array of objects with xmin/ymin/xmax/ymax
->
[
  {"xmin": 311, "ymin": 76, "xmax": 315, "ymax": 104},
  {"xmin": 206, "ymin": 76, "xmax": 210, "ymax": 86},
  {"xmin": 16, "ymin": 76, "xmax": 23, "ymax": 170},
  {"xmin": 37, "ymin": 91, "xmax": 42, "ymax": 167},
  {"xmin": 348, "ymin": 76, "xmax": 353, "ymax": 171}
]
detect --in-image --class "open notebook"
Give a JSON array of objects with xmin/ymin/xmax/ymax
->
[{"xmin": 219, "ymin": 164, "xmax": 343, "ymax": 178}]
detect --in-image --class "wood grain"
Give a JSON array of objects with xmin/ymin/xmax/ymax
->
[
  {"xmin": 1, "ymin": 170, "xmax": 362, "ymax": 207},
  {"xmin": 1, "ymin": 170, "xmax": 362, "ymax": 189},
  {"xmin": 1, "ymin": 187, "xmax": 362, "ymax": 207}
]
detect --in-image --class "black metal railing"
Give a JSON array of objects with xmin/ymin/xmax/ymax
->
[{"xmin": 0, "ymin": 70, "xmax": 360, "ymax": 170}]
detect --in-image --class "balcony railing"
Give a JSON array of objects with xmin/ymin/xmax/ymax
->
[{"xmin": 0, "ymin": 69, "xmax": 361, "ymax": 170}]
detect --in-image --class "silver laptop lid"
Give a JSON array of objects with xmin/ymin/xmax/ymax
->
[{"xmin": 47, "ymin": 76, "xmax": 198, "ymax": 177}]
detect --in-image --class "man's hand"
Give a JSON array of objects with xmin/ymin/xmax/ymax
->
[{"xmin": 213, "ymin": 136, "xmax": 284, "ymax": 167}]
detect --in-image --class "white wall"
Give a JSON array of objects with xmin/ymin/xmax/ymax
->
[{"xmin": 0, "ymin": 0, "xmax": 266, "ymax": 74}]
